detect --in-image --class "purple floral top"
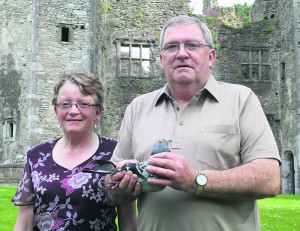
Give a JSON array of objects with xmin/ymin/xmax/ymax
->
[{"xmin": 12, "ymin": 136, "xmax": 117, "ymax": 231}]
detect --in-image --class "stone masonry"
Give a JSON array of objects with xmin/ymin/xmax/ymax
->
[{"xmin": 0, "ymin": 0, "xmax": 299, "ymax": 194}]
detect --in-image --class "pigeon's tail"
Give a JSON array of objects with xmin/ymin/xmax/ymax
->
[{"xmin": 82, "ymin": 160, "xmax": 119, "ymax": 174}]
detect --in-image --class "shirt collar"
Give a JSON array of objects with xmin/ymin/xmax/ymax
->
[
  {"xmin": 154, "ymin": 84, "xmax": 170, "ymax": 106},
  {"xmin": 202, "ymin": 74, "xmax": 220, "ymax": 102},
  {"xmin": 154, "ymin": 74, "xmax": 220, "ymax": 106}
]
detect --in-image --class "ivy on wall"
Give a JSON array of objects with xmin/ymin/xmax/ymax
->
[{"xmin": 203, "ymin": 3, "xmax": 252, "ymax": 50}]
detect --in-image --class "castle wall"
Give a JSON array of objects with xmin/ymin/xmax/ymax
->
[
  {"xmin": 0, "ymin": 0, "xmax": 299, "ymax": 193},
  {"xmin": 0, "ymin": 0, "xmax": 101, "ymax": 183},
  {"xmin": 98, "ymin": 0, "xmax": 190, "ymax": 138}
]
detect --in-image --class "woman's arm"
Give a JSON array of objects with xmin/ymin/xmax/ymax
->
[
  {"xmin": 117, "ymin": 201, "xmax": 137, "ymax": 231},
  {"xmin": 14, "ymin": 205, "xmax": 34, "ymax": 231}
]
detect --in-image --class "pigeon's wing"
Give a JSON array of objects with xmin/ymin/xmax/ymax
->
[
  {"xmin": 82, "ymin": 159, "xmax": 118, "ymax": 174},
  {"xmin": 121, "ymin": 161, "xmax": 150, "ymax": 179}
]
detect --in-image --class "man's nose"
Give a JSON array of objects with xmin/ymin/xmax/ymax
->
[{"xmin": 176, "ymin": 44, "xmax": 189, "ymax": 58}]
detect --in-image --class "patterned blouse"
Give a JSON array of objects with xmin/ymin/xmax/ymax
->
[{"xmin": 12, "ymin": 136, "xmax": 117, "ymax": 231}]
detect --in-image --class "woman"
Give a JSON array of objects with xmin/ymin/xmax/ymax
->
[{"xmin": 12, "ymin": 71, "xmax": 136, "ymax": 231}]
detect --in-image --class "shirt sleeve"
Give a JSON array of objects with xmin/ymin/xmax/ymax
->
[
  {"xmin": 239, "ymin": 90, "xmax": 281, "ymax": 163},
  {"xmin": 11, "ymin": 151, "xmax": 35, "ymax": 206},
  {"xmin": 111, "ymin": 103, "xmax": 134, "ymax": 165}
]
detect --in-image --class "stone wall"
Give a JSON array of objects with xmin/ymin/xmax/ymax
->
[
  {"xmin": 0, "ymin": 0, "xmax": 101, "ymax": 183},
  {"xmin": 0, "ymin": 0, "xmax": 299, "ymax": 193},
  {"xmin": 98, "ymin": 0, "xmax": 191, "ymax": 138}
]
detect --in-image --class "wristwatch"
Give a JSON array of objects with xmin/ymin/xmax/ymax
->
[{"xmin": 194, "ymin": 171, "xmax": 207, "ymax": 195}]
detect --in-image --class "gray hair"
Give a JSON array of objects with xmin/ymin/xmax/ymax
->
[
  {"xmin": 52, "ymin": 71, "xmax": 104, "ymax": 110},
  {"xmin": 159, "ymin": 15, "xmax": 213, "ymax": 50}
]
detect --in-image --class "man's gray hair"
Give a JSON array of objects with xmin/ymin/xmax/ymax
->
[{"xmin": 159, "ymin": 15, "xmax": 213, "ymax": 50}]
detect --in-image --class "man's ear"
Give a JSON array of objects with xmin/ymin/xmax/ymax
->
[
  {"xmin": 208, "ymin": 48, "xmax": 216, "ymax": 67},
  {"xmin": 159, "ymin": 53, "xmax": 164, "ymax": 70}
]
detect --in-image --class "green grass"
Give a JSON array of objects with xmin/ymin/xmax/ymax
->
[
  {"xmin": 0, "ymin": 186, "xmax": 18, "ymax": 231},
  {"xmin": 258, "ymin": 194, "xmax": 300, "ymax": 231},
  {"xmin": 0, "ymin": 186, "xmax": 299, "ymax": 231}
]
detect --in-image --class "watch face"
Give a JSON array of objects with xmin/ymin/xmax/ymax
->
[{"xmin": 196, "ymin": 174, "xmax": 207, "ymax": 186}]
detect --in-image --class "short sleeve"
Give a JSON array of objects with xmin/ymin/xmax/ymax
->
[
  {"xmin": 111, "ymin": 103, "xmax": 134, "ymax": 164},
  {"xmin": 11, "ymin": 153, "xmax": 35, "ymax": 206},
  {"xmin": 239, "ymin": 91, "xmax": 280, "ymax": 163}
]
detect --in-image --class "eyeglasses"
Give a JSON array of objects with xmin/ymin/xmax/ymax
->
[
  {"xmin": 55, "ymin": 101, "xmax": 100, "ymax": 110},
  {"xmin": 162, "ymin": 41, "xmax": 211, "ymax": 53}
]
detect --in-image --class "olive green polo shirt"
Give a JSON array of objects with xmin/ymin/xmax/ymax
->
[{"xmin": 111, "ymin": 75, "xmax": 280, "ymax": 231}]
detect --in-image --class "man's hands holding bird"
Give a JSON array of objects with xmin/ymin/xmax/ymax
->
[
  {"xmin": 85, "ymin": 139, "xmax": 198, "ymax": 203},
  {"xmin": 147, "ymin": 152, "xmax": 198, "ymax": 193}
]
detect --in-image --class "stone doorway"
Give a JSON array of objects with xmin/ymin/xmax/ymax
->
[{"xmin": 282, "ymin": 150, "xmax": 295, "ymax": 194}]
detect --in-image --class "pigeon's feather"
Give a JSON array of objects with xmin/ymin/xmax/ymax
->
[{"xmin": 82, "ymin": 139, "xmax": 171, "ymax": 192}]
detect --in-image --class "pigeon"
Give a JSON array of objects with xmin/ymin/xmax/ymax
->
[{"xmin": 82, "ymin": 139, "xmax": 171, "ymax": 192}]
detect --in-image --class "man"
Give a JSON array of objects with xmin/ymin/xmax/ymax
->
[{"xmin": 105, "ymin": 15, "xmax": 281, "ymax": 231}]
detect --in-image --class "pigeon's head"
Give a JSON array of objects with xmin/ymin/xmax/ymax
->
[{"xmin": 151, "ymin": 139, "xmax": 172, "ymax": 155}]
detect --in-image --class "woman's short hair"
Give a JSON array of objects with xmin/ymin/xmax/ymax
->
[{"xmin": 52, "ymin": 71, "xmax": 104, "ymax": 110}]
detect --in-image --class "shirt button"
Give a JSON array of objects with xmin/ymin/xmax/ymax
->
[
  {"xmin": 176, "ymin": 107, "xmax": 180, "ymax": 111},
  {"xmin": 179, "ymin": 121, "xmax": 184, "ymax": 125}
]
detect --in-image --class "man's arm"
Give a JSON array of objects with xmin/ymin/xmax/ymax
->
[
  {"xmin": 200, "ymin": 158, "xmax": 280, "ymax": 200},
  {"xmin": 147, "ymin": 153, "xmax": 280, "ymax": 201},
  {"xmin": 14, "ymin": 205, "xmax": 34, "ymax": 231}
]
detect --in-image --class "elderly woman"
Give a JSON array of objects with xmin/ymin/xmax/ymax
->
[{"xmin": 12, "ymin": 71, "xmax": 136, "ymax": 231}]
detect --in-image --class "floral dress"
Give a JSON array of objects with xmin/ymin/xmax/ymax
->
[{"xmin": 12, "ymin": 136, "xmax": 117, "ymax": 231}]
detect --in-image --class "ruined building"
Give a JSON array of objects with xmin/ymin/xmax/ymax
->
[{"xmin": 0, "ymin": 0, "xmax": 299, "ymax": 194}]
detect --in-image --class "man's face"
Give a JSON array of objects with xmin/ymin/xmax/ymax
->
[{"xmin": 160, "ymin": 23, "xmax": 216, "ymax": 88}]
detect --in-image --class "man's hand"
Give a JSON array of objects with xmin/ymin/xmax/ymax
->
[
  {"xmin": 104, "ymin": 160, "xmax": 142, "ymax": 204},
  {"xmin": 147, "ymin": 152, "xmax": 197, "ymax": 193}
]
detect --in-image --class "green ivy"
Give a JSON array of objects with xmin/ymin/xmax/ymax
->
[{"xmin": 103, "ymin": 0, "xmax": 111, "ymax": 13}]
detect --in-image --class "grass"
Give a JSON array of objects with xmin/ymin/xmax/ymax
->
[
  {"xmin": 0, "ymin": 186, "xmax": 18, "ymax": 231},
  {"xmin": 258, "ymin": 194, "xmax": 300, "ymax": 231},
  {"xmin": 0, "ymin": 186, "xmax": 299, "ymax": 231}
]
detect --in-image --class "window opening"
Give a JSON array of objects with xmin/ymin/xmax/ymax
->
[
  {"xmin": 281, "ymin": 63, "xmax": 286, "ymax": 80},
  {"xmin": 115, "ymin": 39, "xmax": 156, "ymax": 78},
  {"xmin": 58, "ymin": 24, "xmax": 74, "ymax": 43},
  {"xmin": 240, "ymin": 50, "xmax": 270, "ymax": 81},
  {"xmin": 3, "ymin": 120, "xmax": 16, "ymax": 140},
  {"xmin": 61, "ymin": 27, "xmax": 70, "ymax": 42}
]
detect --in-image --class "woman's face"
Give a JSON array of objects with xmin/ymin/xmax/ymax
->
[{"xmin": 54, "ymin": 82, "xmax": 101, "ymax": 136}]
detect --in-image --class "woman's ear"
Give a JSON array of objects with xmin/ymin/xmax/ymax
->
[
  {"xmin": 54, "ymin": 106, "xmax": 59, "ymax": 118},
  {"xmin": 94, "ymin": 107, "xmax": 102, "ymax": 121}
]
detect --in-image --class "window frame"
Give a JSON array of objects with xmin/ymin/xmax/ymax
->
[
  {"xmin": 240, "ymin": 49, "xmax": 270, "ymax": 81},
  {"xmin": 115, "ymin": 39, "xmax": 156, "ymax": 78},
  {"xmin": 3, "ymin": 119, "xmax": 16, "ymax": 141},
  {"xmin": 57, "ymin": 23, "xmax": 74, "ymax": 43}
]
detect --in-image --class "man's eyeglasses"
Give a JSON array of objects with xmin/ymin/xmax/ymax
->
[
  {"xmin": 162, "ymin": 41, "xmax": 211, "ymax": 53},
  {"xmin": 55, "ymin": 102, "xmax": 100, "ymax": 110}
]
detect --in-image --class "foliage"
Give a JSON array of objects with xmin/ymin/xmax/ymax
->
[
  {"xmin": 212, "ymin": 31, "xmax": 223, "ymax": 50},
  {"xmin": 204, "ymin": 3, "xmax": 252, "ymax": 50},
  {"xmin": 103, "ymin": 0, "xmax": 111, "ymax": 13},
  {"xmin": 234, "ymin": 3, "xmax": 252, "ymax": 23},
  {"xmin": 204, "ymin": 8, "xmax": 223, "ymax": 50}
]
